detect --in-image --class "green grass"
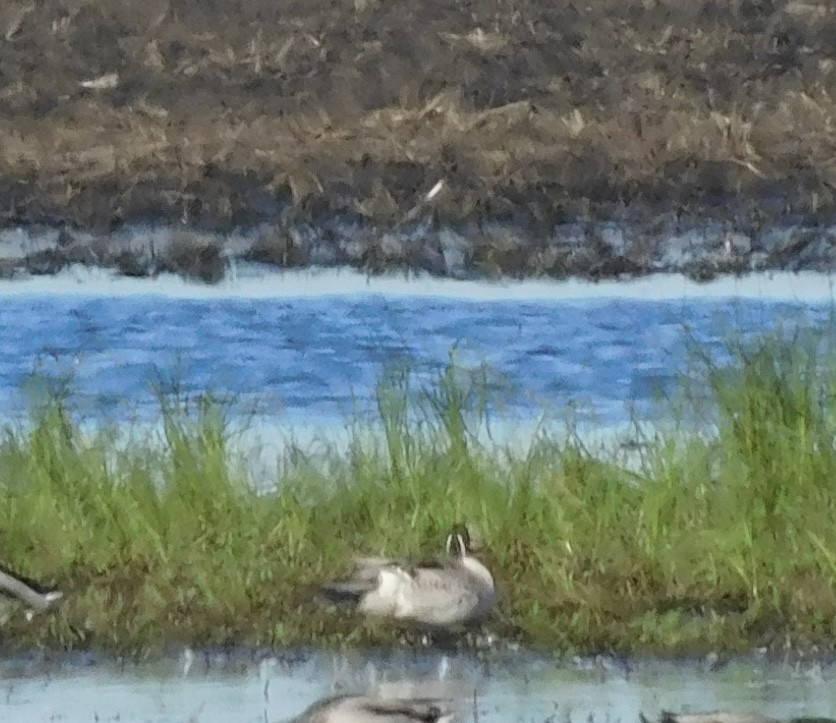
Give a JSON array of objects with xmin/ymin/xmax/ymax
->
[{"xmin": 0, "ymin": 330, "xmax": 835, "ymax": 656}]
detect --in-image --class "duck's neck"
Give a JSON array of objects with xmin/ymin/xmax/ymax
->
[{"xmin": 461, "ymin": 555, "xmax": 494, "ymax": 587}]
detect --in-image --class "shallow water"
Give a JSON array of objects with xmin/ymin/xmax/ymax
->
[
  {"xmin": 1, "ymin": 650, "xmax": 835, "ymax": 722},
  {"xmin": 0, "ymin": 267, "xmax": 832, "ymax": 429}
]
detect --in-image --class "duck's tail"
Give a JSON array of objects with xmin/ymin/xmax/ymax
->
[{"xmin": 318, "ymin": 579, "xmax": 372, "ymax": 605}]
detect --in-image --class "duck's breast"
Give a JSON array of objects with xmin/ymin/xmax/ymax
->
[{"xmin": 357, "ymin": 566, "xmax": 409, "ymax": 617}]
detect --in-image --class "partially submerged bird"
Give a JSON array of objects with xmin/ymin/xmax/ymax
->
[
  {"xmin": 287, "ymin": 693, "xmax": 457, "ymax": 723},
  {"xmin": 641, "ymin": 712, "xmax": 836, "ymax": 723},
  {"xmin": 0, "ymin": 566, "xmax": 63, "ymax": 624},
  {"xmin": 320, "ymin": 525, "xmax": 496, "ymax": 629}
]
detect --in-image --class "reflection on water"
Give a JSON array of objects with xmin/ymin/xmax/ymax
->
[
  {"xmin": 288, "ymin": 690, "xmax": 459, "ymax": 722},
  {"xmin": 1, "ymin": 649, "xmax": 835, "ymax": 722}
]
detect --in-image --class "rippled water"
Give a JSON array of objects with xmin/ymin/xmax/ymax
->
[
  {"xmin": 1, "ymin": 650, "xmax": 835, "ymax": 723},
  {"xmin": 0, "ymin": 267, "xmax": 832, "ymax": 429}
]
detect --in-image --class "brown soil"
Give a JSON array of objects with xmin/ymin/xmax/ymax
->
[{"xmin": 0, "ymin": 0, "xmax": 835, "ymax": 278}]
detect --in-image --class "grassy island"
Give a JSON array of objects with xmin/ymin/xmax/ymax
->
[{"xmin": 0, "ymin": 330, "xmax": 834, "ymax": 656}]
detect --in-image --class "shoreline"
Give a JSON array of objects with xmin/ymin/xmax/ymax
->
[
  {"xmin": 0, "ymin": 255, "xmax": 834, "ymax": 302},
  {"xmin": 1, "ymin": 219, "xmax": 834, "ymax": 285}
]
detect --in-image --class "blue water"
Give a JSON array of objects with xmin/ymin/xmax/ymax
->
[{"xmin": 0, "ymin": 272, "xmax": 831, "ymax": 428}]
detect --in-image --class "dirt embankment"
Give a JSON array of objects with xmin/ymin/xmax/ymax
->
[{"xmin": 0, "ymin": 0, "xmax": 835, "ymax": 280}]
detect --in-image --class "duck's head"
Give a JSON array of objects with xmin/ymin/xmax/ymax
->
[{"xmin": 445, "ymin": 523, "xmax": 473, "ymax": 558}]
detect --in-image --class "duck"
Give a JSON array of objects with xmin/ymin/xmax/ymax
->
[
  {"xmin": 320, "ymin": 524, "xmax": 496, "ymax": 629},
  {"xmin": 640, "ymin": 712, "xmax": 836, "ymax": 723},
  {"xmin": 0, "ymin": 565, "xmax": 63, "ymax": 624},
  {"xmin": 287, "ymin": 692, "xmax": 456, "ymax": 722}
]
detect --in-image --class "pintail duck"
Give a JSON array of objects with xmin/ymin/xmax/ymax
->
[
  {"xmin": 288, "ymin": 693, "xmax": 456, "ymax": 723},
  {"xmin": 641, "ymin": 712, "xmax": 836, "ymax": 723},
  {"xmin": 0, "ymin": 566, "xmax": 63, "ymax": 623},
  {"xmin": 320, "ymin": 524, "xmax": 496, "ymax": 629}
]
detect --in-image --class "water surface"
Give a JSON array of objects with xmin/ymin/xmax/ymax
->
[
  {"xmin": 0, "ymin": 268, "xmax": 832, "ymax": 429},
  {"xmin": 2, "ymin": 650, "xmax": 835, "ymax": 723}
]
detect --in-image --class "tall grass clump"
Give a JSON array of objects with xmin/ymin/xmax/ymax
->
[
  {"xmin": 709, "ymin": 331, "xmax": 834, "ymax": 521},
  {"xmin": 625, "ymin": 327, "xmax": 836, "ymax": 651},
  {"xmin": 0, "ymin": 328, "xmax": 834, "ymax": 656}
]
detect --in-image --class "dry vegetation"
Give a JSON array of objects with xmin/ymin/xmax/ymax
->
[{"xmin": 0, "ymin": 0, "xmax": 835, "ymax": 261}]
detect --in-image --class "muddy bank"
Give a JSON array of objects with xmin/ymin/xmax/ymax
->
[
  {"xmin": 1, "ymin": 0, "xmax": 836, "ymax": 280},
  {"xmin": 0, "ymin": 219, "xmax": 833, "ymax": 283}
]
